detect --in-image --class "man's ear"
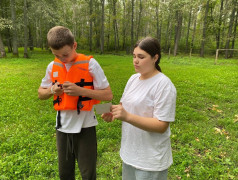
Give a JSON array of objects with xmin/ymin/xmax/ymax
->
[{"xmin": 73, "ymin": 42, "xmax": 77, "ymax": 49}]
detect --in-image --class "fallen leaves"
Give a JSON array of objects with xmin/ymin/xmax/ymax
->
[
  {"xmin": 214, "ymin": 127, "xmax": 230, "ymax": 139},
  {"xmin": 234, "ymin": 115, "xmax": 238, "ymax": 123},
  {"xmin": 208, "ymin": 105, "xmax": 223, "ymax": 113}
]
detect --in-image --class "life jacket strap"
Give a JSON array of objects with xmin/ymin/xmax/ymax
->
[
  {"xmin": 56, "ymin": 111, "xmax": 62, "ymax": 129},
  {"xmin": 53, "ymin": 96, "xmax": 62, "ymax": 105},
  {"xmin": 76, "ymin": 79, "xmax": 93, "ymax": 114},
  {"xmin": 75, "ymin": 81, "xmax": 93, "ymax": 87}
]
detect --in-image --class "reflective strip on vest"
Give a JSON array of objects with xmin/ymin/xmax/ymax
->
[
  {"xmin": 53, "ymin": 62, "xmax": 64, "ymax": 68},
  {"xmin": 73, "ymin": 60, "xmax": 89, "ymax": 65}
]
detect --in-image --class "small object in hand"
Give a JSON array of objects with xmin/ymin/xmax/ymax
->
[{"xmin": 94, "ymin": 102, "xmax": 112, "ymax": 114}]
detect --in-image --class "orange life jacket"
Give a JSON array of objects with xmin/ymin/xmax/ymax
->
[{"xmin": 51, "ymin": 54, "xmax": 100, "ymax": 113}]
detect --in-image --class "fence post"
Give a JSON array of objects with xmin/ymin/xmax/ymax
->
[{"xmin": 215, "ymin": 49, "xmax": 219, "ymax": 65}]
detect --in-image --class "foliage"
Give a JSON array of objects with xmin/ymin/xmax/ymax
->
[
  {"xmin": 0, "ymin": 0, "xmax": 237, "ymax": 56},
  {"xmin": 0, "ymin": 18, "xmax": 12, "ymax": 31},
  {"xmin": 0, "ymin": 49, "xmax": 238, "ymax": 179}
]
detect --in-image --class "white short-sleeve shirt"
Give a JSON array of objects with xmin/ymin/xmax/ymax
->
[
  {"xmin": 40, "ymin": 58, "xmax": 109, "ymax": 133},
  {"xmin": 120, "ymin": 73, "xmax": 176, "ymax": 171}
]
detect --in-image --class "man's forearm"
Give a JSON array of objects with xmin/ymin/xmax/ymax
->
[{"xmin": 38, "ymin": 86, "xmax": 53, "ymax": 100}]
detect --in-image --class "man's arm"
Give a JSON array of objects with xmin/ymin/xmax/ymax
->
[
  {"xmin": 38, "ymin": 82, "xmax": 64, "ymax": 100},
  {"xmin": 38, "ymin": 86, "xmax": 53, "ymax": 100}
]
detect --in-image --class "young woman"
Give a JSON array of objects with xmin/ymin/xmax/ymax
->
[{"xmin": 102, "ymin": 37, "xmax": 176, "ymax": 180}]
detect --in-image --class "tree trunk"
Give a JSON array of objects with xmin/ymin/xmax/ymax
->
[
  {"xmin": 6, "ymin": 28, "xmax": 12, "ymax": 53},
  {"xmin": 89, "ymin": 0, "xmax": 93, "ymax": 52},
  {"xmin": 131, "ymin": 0, "xmax": 134, "ymax": 51},
  {"xmin": 23, "ymin": 0, "xmax": 29, "ymax": 58},
  {"xmin": 122, "ymin": 0, "xmax": 126, "ymax": 50},
  {"xmin": 106, "ymin": 10, "xmax": 110, "ymax": 51},
  {"xmin": 136, "ymin": 0, "xmax": 142, "ymax": 41},
  {"xmin": 113, "ymin": 0, "xmax": 118, "ymax": 51},
  {"xmin": 165, "ymin": 13, "xmax": 170, "ymax": 51},
  {"xmin": 10, "ymin": 0, "xmax": 19, "ymax": 57},
  {"xmin": 185, "ymin": 8, "xmax": 192, "ymax": 53},
  {"xmin": 174, "ymin": 10, "xmax": 182, "ymax": 56},
  {"xmin": 200, "ymin": 0, "xmax": 210, "ymax": 57},
  {"xmin": 0, "ymin": 34, "xmax": 6, "ymax": 58},
  {"xmin": 100, "ymin": 0, "xmax": 105, "ymax": 54},
  {"xmin": 190, "ymin": 9, "xmax": 198, "ymax": 55},
  {"xmin": 28, "ymin": 25, "xmax": 34, "ymax": 51},
  {"xmin": 225, "ymin": 0, "xmax": 236, "ymax": 58},
  {"xmin": 155, "ymin": 1, "xmax": 160, "ymax": 41},
  {"xmin": 230, "ymin": 10, "xmax": 238, "ymax": 57},
  {"xmin": 216, "ymin": 0, "xmax": 224, "ymax": 49}
]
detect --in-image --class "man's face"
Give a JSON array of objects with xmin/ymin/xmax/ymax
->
[{"xmin": 51, "ymin": 42, "xmax": 77, "ymax": 63}]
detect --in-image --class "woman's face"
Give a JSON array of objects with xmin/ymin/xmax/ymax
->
[{"xmin": 133, "ymin": 47, "xmax": 158, "ymax": 75}]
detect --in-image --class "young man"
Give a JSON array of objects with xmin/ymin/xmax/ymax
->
[{"xmin": 38, "ymin": 26, "xmax": 113, "ymax": 180}]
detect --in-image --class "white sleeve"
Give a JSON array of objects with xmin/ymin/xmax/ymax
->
[
  {"xmin": 89, "ymin": 58, "xmax": 109, "ymax": 90},
  {"xmin": 40, "ymin": 61, "xmax": 54, "ymax": 88},
  {"xmin": 153, "ymin": 79, "xmax": 177, "ymax": 122}
]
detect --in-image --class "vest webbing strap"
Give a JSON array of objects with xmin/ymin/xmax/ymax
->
[
  {"xmin": 56, "ymin": 111, "xmax": 61, "ymax": 129},
  {"xmin": 77, "ymin": 79, "xmax": 93, "ymax": 114}
]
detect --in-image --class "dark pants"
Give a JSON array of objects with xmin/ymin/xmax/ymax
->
[{"xmin": 56, "ymin": 127, "xmax": 97, "ymax": 180}]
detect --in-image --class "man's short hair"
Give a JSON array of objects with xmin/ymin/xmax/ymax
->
[{"xmin": 47, "ymin": 26, "xmax": 75, "ymax": 50}]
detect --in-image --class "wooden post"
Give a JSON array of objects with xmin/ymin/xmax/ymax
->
[
  {"xmin": 168, "ymin": 48, "xmax": 170, "ymax": 59},
  {"xmin": 215, "ymin": 49, "xmax": 238, "ymax": 65},
  {"xmin": 215, "ymin": 49, "xmax": 219, "ymax": 65}
]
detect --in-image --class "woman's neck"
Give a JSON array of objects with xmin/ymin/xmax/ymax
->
[{"xmin": 140, "ymin": 69, "xmax": 159, "ymax": 80}]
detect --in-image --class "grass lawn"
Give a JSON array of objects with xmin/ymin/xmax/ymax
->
[{"xmin": 0, "ymin": 50, "xmax": 238, "ymax": 179}]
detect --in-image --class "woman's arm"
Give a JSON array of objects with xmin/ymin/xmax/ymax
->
[{"xmin": 111, "ymin": 104, "xmax": 169, "ymax": 133}]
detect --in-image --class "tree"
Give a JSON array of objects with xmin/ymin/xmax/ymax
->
[
  {"xmin": 136, "ymin": 0, "xmax": 142, "ymax": 41},
  {"xmin": 230, "ymin": 9, "xmax": 238, "ymax": 57},
  {"xmin": 0, "ymin": 17, "xmax": 12, "ymax": 58},
  {"xmin": 225, "ymin": 0, "xmax": 237, "ymax": 58},
  {"xmin": 100, "ymin": 0, "xmax": 105, "ymax": 54},
  {"xmin": 112, "ymin": 0, "xmax": 119, "ymax": 51},
  {"xmin": 200, "ymin": 0, "xmax": 210, "ymax": 57},
  {"xmin": 131, "ymin": 0, "xmax": 135, "ymax": 51},
  {"xmin": 216, "ymin": 0, "xmax": 224, "ymax": 49},
  {"xmin": 89, "ymin": 0, "xmax": 93, "ymax": 52},
  {"xmin": 174, "ymin": 10, "xmax": 183, "ymax": 56},
  {"xmin": 23, "ymin": 0, "xmax": 29, "ymax": 58},
  {"xmin": 185, "ymin": 7, "xmax": 192, "ymax": 53},
  {"xmin": 0, "ymin": 34, "xmax": 6, "ymax": 58},
  {"xmin": 190, "ymin": 7, "xmax": 199, "ymax": 56},
  {"xmin": 10, "ymin": 0, "xmax": 19, "ymax": 57}
]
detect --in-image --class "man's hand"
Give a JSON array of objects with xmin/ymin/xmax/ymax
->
[
  {"xmin": 52, "ymin": 82, "xmax": 64, "ymax": 96},
  {"xmin": 63, "ymin": 81, "xmax": 84, "ymax": 96}
]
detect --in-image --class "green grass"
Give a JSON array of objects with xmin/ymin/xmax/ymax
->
[{"xmin": 0, "ymin": 50, "xmax": 238, "ymax": 179}]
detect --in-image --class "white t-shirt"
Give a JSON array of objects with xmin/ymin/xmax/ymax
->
[
  {"xmin": 120, "ymin": 73, "xmax": 176, "ymax": 171},
  {"xmin": 40, "ymin": 58, "xmax": 109, "ymax": 133}
]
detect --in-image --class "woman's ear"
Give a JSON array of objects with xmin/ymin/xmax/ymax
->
[{"xmin": 154, "ymin": 54, "xmax": 159, "ymax": 62}]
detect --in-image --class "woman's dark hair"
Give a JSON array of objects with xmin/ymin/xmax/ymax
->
[{"xmin": 134, "ymin": 37, "xmax": 162, "ymax": 72}]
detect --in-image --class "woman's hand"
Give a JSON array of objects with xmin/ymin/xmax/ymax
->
[{"xmin": 111, "ymin": 103, "xmax": 129, "ymax": 121}]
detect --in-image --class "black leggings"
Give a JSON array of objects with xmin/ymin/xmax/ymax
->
[{"xmin": 56, "ymin": 127, "xmax": 97, "ymax": 180}]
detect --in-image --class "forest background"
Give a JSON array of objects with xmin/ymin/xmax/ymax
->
[{"xmin": 0, "ymin": 0, "xmax": 238, "ymax": 58}]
